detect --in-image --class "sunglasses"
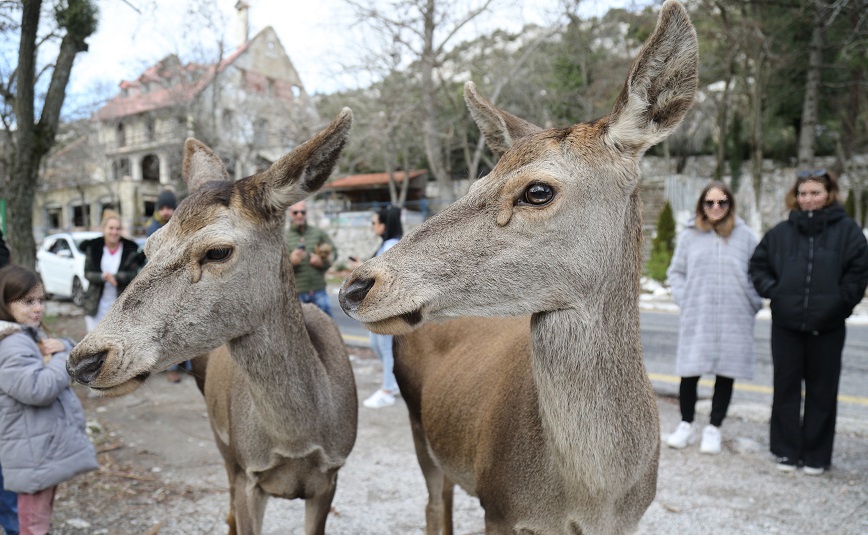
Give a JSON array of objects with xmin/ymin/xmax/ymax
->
[
  {"xmin": 797, "ymin": 169, "xmax": 828, "ymax": 181},
  {"xmin": 704, "ymin": 199, "xmax": 730, "ymax": 208},
  {"xmin": 291, "ymin": 210, "xmax": 306, "ymax": 215}
]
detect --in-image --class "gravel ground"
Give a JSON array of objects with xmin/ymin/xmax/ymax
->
[{"xmin": 16, "ymin": 310, "xmax": 868, "ymax": 535}]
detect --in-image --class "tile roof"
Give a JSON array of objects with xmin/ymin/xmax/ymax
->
[
  {"xmin": 325, "ymin": 170, "xmax": 428, "ymax": 189},
  {"xmin": 94, "ymin": 37, "xmax": 254, "ymax": 121}
]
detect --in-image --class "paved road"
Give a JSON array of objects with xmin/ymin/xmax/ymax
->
[{"xmin": 327, "ymin": 289, "xmax": 868, "ymax": 423}]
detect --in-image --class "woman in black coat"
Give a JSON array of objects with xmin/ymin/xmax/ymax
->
[
  {"xmin": 749, "ymin": 169, "xmax": 868, "ymax": 475},
  {"xmin": 81, "ymin": 211, "xmax": 143, "ymax": 332}
]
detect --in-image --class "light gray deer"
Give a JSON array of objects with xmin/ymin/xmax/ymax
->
[
  {"xmin": 339, "ymin": 2, "xmax": 698, "ymax": 533},
  {"xmin": 67, "ymin": 110, "xmax": 358, "ymax": 535}
]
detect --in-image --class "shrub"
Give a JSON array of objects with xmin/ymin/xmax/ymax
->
[{"xmin": 646, "ymin": 201, "xmax": 676, "ymax": 282}]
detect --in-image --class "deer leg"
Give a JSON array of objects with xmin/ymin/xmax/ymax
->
[
  {"xmin": 303, "ymin": 473, "xmax": 338, "ymax": 535},
  {"xmin": 233, "ymin": 472, "xmax": 268, "ymax": 535},
  {"xmin": 224, "ymin": 461, "xmax": 239, "ymax": 535},
  {"xmin": 442, "ymin": 476, "xmax": 455, "ymax": 535},
  {"xmin": 409, "ymin": 416, "xmax": 447, "ymax": 535}
]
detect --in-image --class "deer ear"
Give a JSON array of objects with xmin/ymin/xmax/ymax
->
[
  {"xmin": 464, "ymin": 82, "xmax": 543, "ymax": 156},
  {"xmin": 606, "ymin": 0, "xmax": 698, "ymax": 157},
  {"xmin": 182, "ymin": 139, "xmax": 232, "ymax": 192},
  {"xmin": 257, "ymin": 108, "xmax": 353, "ymax": 211}
]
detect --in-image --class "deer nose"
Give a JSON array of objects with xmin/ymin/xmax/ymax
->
[
  {"xmin": 340, "ymin": 277, "xmax": 375, "ymax": 312},
  {"xmin": 67, "ymin": 351, "xmax": 107, "ymax": 385}
]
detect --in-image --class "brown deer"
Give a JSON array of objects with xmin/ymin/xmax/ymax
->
[
  {"xmin": 339, "ymin": 2, "xmax": 698, "ymax": 533},
  {"xmin": 66, "ymin": 110, "xmax": 358, "ymax": 535}
]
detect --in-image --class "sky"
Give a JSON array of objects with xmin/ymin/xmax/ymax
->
[{"xmin": 61, "ymin": 0, "xmax": 639, "ymax": 116}]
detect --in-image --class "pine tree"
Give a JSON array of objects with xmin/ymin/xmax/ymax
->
[{"xmin": 646, "ymin": 201, "xmax": 676, "ymax": 282}]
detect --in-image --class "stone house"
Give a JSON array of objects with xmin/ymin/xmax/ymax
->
[{"xmin": 34, "ymin": 6, "xmax": 318, "ymax": 238}]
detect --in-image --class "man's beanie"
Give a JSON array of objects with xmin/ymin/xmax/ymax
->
[{"xmin": 156, "ymin": 190, "xmax": 177, "ymax": 210}]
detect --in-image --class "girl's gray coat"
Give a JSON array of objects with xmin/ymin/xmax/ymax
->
[
  {"xmin": 0, "ymin": 321, "xmax": 98, "ymax": 493},
  {"xmin": 667, "ymin": 217, "xmax": 763, "ymax": 380}
]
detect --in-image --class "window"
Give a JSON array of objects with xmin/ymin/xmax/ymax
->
[
  {"xmin": 222, "ymin": 109, "xmax": 234, "ymax": 130},
  {"xmin": 116, "ymin": 123, "xmax": 126, "ymax": 147},
  {"xmin": 49, "ymin": 238, "xmax": 71, "ymax": 255},
  {"xmin": 45, "ymin": 207, "xmax": 62, "ymax": 229},
  {"xmin": 146, "ymin": 118, "xmax": 156, "ymax": 141},
  {"xmin": 142, "ymin": 154, "xmax": 160, "ymax": 182},
  {"xmin": 72, "ymin": 204, "xmax": 91, "ymax": 228}
]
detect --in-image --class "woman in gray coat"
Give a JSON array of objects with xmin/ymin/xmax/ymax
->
[
  {"xmin": 0, "ymin": 266, "xmax": 98, "ymax": 534},
  {"xmin": 666, "ymin": 182, "xmax": 762, "ymax": 454}
]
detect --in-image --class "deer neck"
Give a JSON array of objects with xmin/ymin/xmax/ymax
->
[
  {"xmin": 226, "ymin": 255, "xmax": 328, "ymax": 432},
  {"xmin": 529, "ymin": 194, "xmax": 655, "ymax": 487}
]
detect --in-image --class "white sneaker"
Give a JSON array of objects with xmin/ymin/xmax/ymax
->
[
  {"xmin": 363, "ymin": 389, "xmax": 396, "ymax": 409},
  {"xmin": 699, "ymin": 425, "xmax": 722, "ymax": 455},
  {"xmin": 666, "ymin": 421, "xmax": 696, "ymax": 449},
  {"xmin": 803, "ymin": 466, "xmax": 825, "ymax": 476}
]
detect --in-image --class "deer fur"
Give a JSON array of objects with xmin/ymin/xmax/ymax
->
[
  {"xmin": 67, "ymin": 110, "xmax": 358, "ymax": 535},
  {"xmin": 339, "ymin": 2, "xmax": 698, "ymax": 533}
]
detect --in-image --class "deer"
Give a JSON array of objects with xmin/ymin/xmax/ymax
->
[
  {"xmin": 339, "ymin": 2, "xmax": 698, "ymax": 533},
  {"xmin": 66, "ymin": 109, "xmax": 358, "ymax": 535}
]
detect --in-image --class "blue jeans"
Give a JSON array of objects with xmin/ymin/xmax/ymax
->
[
  {"xmin": 0, "ymin": 467, "xmax": 18, "ymax": 535},
  {"xmin": 298, "ymin": 289, "xmax": 332, "ymax": 317},
  {"xmin": 369, "ymin": 332, "xmax": 398, "ymax": 393}
]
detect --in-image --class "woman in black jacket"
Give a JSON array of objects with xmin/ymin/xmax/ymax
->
[
  {"xmin": 750, "ymin": 169, "xmax": 868, "ymax": 475},
  {"xmin": 81, "ymin": 211, "xmax": 144, "ymax": 332}
]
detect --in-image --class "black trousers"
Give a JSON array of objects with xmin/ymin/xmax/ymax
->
[
  {"xmin": 679, "ymin": 375, "xmax": 734, "ymax": 427},
  {"xmin": 770, "ymin": 323, "xmax": 845, "ymax": 468}
]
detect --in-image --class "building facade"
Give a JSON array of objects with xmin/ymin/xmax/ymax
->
[{"xmin": 34, "ymin": 10, "xmax": 318, "ymax": 238}]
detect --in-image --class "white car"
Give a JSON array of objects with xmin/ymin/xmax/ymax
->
[{"xmin": 35, "ymin": 231, "xmax": 102, "ymax": 306}]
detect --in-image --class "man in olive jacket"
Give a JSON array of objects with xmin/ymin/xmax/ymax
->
[{"xmin": 285, "ymin": 201, "xmax": 336, "ymax": 316}]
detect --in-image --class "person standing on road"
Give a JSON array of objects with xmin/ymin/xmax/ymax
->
[
  {"xmin": 350, "ymin": 205, "xmax": 403, "ymax": 409},
  {"xmin": 666, "ymin": 182, "xmax": 763, "ymax": 454},
  {"xmin": 0, "ymin": 265, "xmax": 99, "ymax": 535},
  {"xmin": 145, "ymin": 189, "xmax": 177, "ymax": 238},
  {"xmin": 145, "ymin": 190, "xmax": 188, "ymax": 382},
  {"xmin": 81, "ymin": 211, "xmax": 144, "ymax": 333},
  {"xmin": 285, "ymin": 201, "xmax": 336, "ymax": 317},
  {"xmin": 749, "ymin": 169, "xmax": 868, "ymax": 475}
]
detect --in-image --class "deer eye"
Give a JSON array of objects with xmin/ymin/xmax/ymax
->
[
  {"xmin": 519, "ymin": 183, "xmax": 555, "ymax": 206},
  {"xmin": 204, "ymin": 247, "xmax": 233, "ymax": 263}
]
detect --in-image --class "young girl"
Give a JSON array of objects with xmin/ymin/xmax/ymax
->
[{"xmin": 0, "ymin": 265, "xmax": 98, "ymax": 535}]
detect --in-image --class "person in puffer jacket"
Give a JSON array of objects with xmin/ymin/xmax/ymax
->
[
  {"xmin": 750, "ymin": 169, "xmax": 868, "ymax": 476},
  {"xmin": 0, "ymin": 265, "xmax": 98, "ymax": 535}
]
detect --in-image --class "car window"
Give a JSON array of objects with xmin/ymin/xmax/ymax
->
[
  {"xmin": 49, "ymin": 238, "xmax": 72, "ymax": 255},
  {"xmin": 73, "ymin": 237, "xmax": 91, "ymax": 252}
]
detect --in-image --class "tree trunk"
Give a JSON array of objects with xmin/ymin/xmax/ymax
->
[
  {"xmin": 7, "ymin": 0, "xmax": 93, "ymax": 268},
  {"xmin": 797, "ymin": 1, "xmax": 827, "ymax": 168},
  {"xmin": 714, "ymin": 56, "xmax": 735, "ymax": 183},
  {"xmin": 748, "ymin": 48, "xmax": 768, "ymax": 230},
  {"xmin": 421, "ymin": 0, "xmax": 450, "ymax": 208},
  {"xmin": 7, "ymin": 0, "xmax": 41, "ymax": 269}
]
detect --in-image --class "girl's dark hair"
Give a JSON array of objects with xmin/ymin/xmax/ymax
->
[
  {"xmin": 0, "ymin": 265, "xmax": 42, "ymax": 322},
  {"xmin": 375, "ymin": 205, "xmax": 403, "ymax": 242},
  {"xmin": 695, "ymin": 181, "xmax": 736, "ymax": 238}
]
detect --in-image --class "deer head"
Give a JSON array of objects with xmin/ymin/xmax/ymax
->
[
  {"xmin": 340, "ymin": 0, "xmax": 697, "ymax": 334},
  {"xmin": 67, "ymin": 109, "xmax": 353, "ymax": 396}
]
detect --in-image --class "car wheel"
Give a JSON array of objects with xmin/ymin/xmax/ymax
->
[{"xmin": 72, "ymin": 277, "xmax": 85, "ymax": 307}]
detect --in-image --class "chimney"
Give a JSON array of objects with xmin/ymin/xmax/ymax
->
[{"xmin": 235, "ymin": 1, "xmax": 250, "ymax": 45}]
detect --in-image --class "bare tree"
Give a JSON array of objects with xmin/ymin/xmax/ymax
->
[
  {"xmin": 345, "ymin": 0, "xmax": 500, "ymax": 207},
  {"xmin": 1, "ymin": 0, "xmax": 97, "ymax": 268}
]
